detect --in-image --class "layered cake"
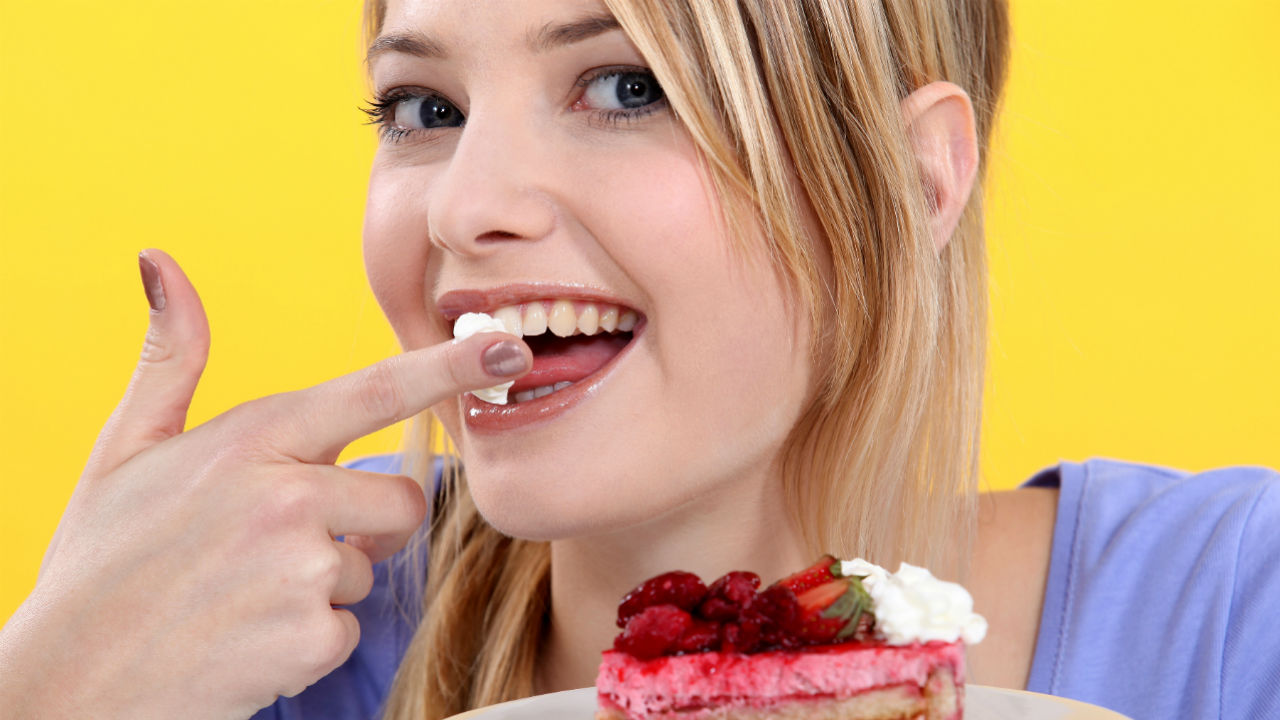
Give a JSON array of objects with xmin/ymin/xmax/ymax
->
[{"xmin": 596, "ymin": 557, "xmax": 987, "ymax": 719}]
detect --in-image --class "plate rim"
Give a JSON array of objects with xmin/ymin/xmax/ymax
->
[{"xmin": 451, "ymin": 684, "xmax": 1132, "ymax": 719}]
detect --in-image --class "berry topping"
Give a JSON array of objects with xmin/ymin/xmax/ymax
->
[
  {"xmin": 796, "ymin": 578, "xmax": 875, "ymax": 644},
  {"xmin": 673, "ymin": 619, "xmax": 720, "ymax": 654},
  {"xmin": 774, "ymin": 553, "xmax": 840, "ymax": 594},
  {"xmin": 617, "ymin": 571, "xmax": 708, "ymax": 628},
  {"xmin": 696, "ymin": 571, "xmax": 761, "ymax": 622},
  {"xmin": 610, "ymin": 557, "xmax": 878, "ymax": 659},
  {"xmin": 614, "ymin": 604, "xmax": 693, "ymax": 660}
]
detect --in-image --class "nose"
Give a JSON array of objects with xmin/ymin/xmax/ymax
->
[{"xmin": 427, "ymin": 109, "xmax": 556, "ymax": 256}]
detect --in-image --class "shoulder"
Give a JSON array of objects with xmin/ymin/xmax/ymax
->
[{"xmin": 1028, "ymin": 458, "xmax": 1280, "ymax": 719}]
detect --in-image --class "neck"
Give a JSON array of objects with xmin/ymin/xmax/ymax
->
[{"xmin": 533, "ymin": 462, "xmax": 810, "ymax": 694}]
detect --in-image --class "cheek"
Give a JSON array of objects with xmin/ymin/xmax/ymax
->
[
  {"xmin": 363, "ymin": 167, "xmax": 440, "ymax": 351},
  {"xmin": 463, "ymin": 140, "xmax": 812, "ymax": 538}
]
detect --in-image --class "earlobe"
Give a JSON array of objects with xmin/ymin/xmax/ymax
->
[{"xmin": 900, "ymin": 81, "xmax": 979, "ymax": 253}]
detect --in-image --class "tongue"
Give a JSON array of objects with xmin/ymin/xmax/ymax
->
[{"xmin": 510, "ymin": 334, "xmax": 631, "ymax": 392}]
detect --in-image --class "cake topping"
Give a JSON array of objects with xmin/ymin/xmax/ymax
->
[
  {"xmin": 841, "ymin": 559, "xmax": 988, "ymax": 645},
  {"xmin": 451, "ymin": 312, "xmax": 516, "ymax": 404},
  {"xmin": 617, "ymin": 571, "xmax": 708, "ymax": 628},
  {"xmin": 610, "ymin": 556, "xmax": 985, "ymax": 659}
]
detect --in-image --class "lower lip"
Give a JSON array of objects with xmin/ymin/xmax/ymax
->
[{"xmin": 461, "ymin": 324, "xmax": 644, "ymax": 433}]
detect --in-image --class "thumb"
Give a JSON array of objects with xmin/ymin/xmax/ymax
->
[{"xmin": 85, "ymin": 249, "xmax": 211, "ymax": 479}]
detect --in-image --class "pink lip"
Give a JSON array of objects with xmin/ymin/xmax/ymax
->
[
  {"xmin": 461, "ymin": 317, "xmax": 646, "ymax": 433},
  {"xmin": 436, "ymin": 283, "xmax": 641, "ymax": 320}
]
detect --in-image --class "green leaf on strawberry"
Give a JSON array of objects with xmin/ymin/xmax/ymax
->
[{"xmin": 795, "ymin": 576, "xmax": 875, "ymax": 644}]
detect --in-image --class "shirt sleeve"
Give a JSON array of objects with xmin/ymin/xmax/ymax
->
[
  {"xmin": 1024, "ymin": 459, "xmax": 1280, "ymax": 720},
  {"xmin": 1220, "ymin": 473, "xmax": 1280, "ymax": 719}
]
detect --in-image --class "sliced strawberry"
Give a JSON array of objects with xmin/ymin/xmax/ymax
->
[
  {"xmin": 794, "ymin": 578, "xmax": 874, "ymax": 644},
  {"xmin": 774, "ymin": 554, "xmax": 840, "ymax": 595}
]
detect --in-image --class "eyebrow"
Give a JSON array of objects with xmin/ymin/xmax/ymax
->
[{"xmin": 366, "ymin": 12, "xmax": 622, "ymax": 65}]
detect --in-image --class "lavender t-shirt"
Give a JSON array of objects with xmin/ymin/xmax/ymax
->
[
  {"xmin": 1023, "ymin": 459, "xmax": 1280, "ymax": 718},
  {"xmin": 252, "ymin": 456, "xmax": 1280, "ymax": 719}
]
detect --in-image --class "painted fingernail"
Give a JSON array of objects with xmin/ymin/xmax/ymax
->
[
  {"xmin": 482, "ymin": 340, "xmax": 529, "ymax": 377},
  {"xmin": 138, "ymin": 252, "xmax": 166, "ymax": 312}
]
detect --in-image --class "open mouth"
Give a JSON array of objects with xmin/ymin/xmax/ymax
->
[{"xmin": 447, "ymin": 297, "xmax": 643, "ymax": 425}]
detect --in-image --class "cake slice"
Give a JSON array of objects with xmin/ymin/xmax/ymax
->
[{"xmin": 595, "ymin": 557, "xmax": 986, "ymax": 719}]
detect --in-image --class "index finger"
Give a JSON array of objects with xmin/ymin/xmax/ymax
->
[{"xmin": 267, "ymin": 332, "xmax": 529, "ymax": 463}]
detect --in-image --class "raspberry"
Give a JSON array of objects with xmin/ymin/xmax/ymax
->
[
  {"xmin": 696, "ymin": 571, "xmax": 760, "ymax": 622},
  {"xmin": 673, "ymin": 619, "xmax": 721, "ymax": 654},
  {"xmin": 614, "ymin": 604, "xmax": 693, "ymax": 660},
  {"xmin": 719, "ymin": 617, "xmax": 764, "ymax": 654},
  {"xmin": 617, "ymin": 571, "xmax": 708, "ymax": 628},
  {"xmin": 745, "ymin": 585, "xmax": 802, "ymax": 633}
]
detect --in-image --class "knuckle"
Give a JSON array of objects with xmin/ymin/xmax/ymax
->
[
  {"xmin": 308, "ymin": 544, "xmax": 343, "ymax": 591},
  {"xmin": 254, "ymin": 476, "xmax": 317, "ymax": 531},
  {"xmin": 354, "ymin": 361, "xmax": 407, "ymax": 426},
  {"xmin": 138, "ymin": 326, "xmax": 178, "ymax": 366}
]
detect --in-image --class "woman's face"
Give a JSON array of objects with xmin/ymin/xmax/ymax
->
[{"xmin": 364, "ymin": 0, "xmax": 813, "ymax": 540}]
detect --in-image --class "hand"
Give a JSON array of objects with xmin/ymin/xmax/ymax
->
[{"xmin": 0, "ymin": 250, "xmax": 529, "ymax": 719}]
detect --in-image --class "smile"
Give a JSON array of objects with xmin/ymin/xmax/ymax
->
[{"xmin": 440, "ymin": 290, "xmax": 645, "ymax": 432}]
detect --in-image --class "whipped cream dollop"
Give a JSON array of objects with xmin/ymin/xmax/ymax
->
[
  {"xmin": 840, "ymin": 558, "xmax": 987, "ymax": 646},
  {"xmin": 452, "ymin": 312, "xmax": 515, "ymax": 405}
]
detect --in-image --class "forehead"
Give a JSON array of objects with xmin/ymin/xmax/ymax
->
[{"xmin": 381, "ymin": 0, "xmax": 614, "ymax": 39}]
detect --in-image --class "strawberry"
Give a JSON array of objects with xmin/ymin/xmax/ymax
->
[
  {"xmin": 794, "ymin": 577, "xmax": 874, "ymax": 644},
  {"xmin": 773, "ymin": 554, "xmax": 840, "ymax": 595}
]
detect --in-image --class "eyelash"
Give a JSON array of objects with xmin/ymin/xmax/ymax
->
[{"xmin": 361, "ymin": 66, "xmax": 667, "ymax": 144}]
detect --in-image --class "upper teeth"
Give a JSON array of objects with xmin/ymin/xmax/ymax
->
[{"xmin": 485, "ymin": 300, "xmax": 637, "ymax": 338}]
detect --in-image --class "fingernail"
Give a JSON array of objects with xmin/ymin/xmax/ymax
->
[
  {"xmin": 482, "ymin": 340, "xmax": 529, "ymax": 377},
  {"xmin": 138, "ymin": 252, "xmax": 166, "ymax": 312}
]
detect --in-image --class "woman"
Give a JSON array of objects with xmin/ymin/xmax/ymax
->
[{"xmin": 1, "ymin": 1, "xmax": 1275, "ymax": 719}]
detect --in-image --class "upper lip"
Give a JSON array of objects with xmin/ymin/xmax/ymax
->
[{"xmin": 435, "ymin": 283, "xmax": 642, "ymax": 321}]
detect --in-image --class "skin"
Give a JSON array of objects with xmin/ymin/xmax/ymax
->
[
  {"xmin": 366, "ymin": 0, "xmax": 1058, "ymax": 696},
  {"xmin": 0, "ymin": 0, "xmax": 1055, "ymax": 715},
  {"xmin": 0, "ymin": 250, "xmax": 532, "ymax": 719}
]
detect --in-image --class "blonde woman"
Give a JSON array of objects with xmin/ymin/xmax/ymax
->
[{"xmin": 1, "ymin": 1, "xmax": 1276, "ymax": 719}]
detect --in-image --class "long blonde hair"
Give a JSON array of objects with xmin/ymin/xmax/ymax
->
[{"xmin": 366, "ymin": 2, "xmax": 1010, "ymax": 718}]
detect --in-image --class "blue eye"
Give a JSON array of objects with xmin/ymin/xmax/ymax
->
[
  {"xmin": 581, "ymin": 70, "xmax": 665, "ymax": 111},
  {"xmin": 362, "ymin": 91, "xmax": 465, "ymax": 143},
  {"xmin": 392, "ymin": 95, "xmax": 464, "ymax": 130}
]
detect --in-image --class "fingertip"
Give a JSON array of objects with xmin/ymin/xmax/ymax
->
[
  {"xmin": 480, "ymin": 335, "xmax": 532, "ymax": 378},
  {"xmin": 138, "ymin": 251, "xmax": 166, "ymax": 312}
]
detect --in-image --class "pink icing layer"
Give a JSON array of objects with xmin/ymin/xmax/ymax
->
[{"xmin": 596, "ymin": 641, "xmax": 964, "ymax": 718}]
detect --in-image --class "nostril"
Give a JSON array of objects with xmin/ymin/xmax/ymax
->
[{"xmin": 476, "ymin": 230, "xmax": 522, "ymax": 243}]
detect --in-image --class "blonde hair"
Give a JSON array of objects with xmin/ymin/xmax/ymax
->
[{"xmin": 366, "ymin": 1, "xmax": 1009, "ymax": 718}]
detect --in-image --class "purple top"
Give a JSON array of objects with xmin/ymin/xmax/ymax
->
[
  {"xmin": 1023, "ymin": 459, "xmax": 1280, "ymax": 719},
  {"xmin": 252, "ymin": 456, "xmax": 1280, "ymax": 719}
]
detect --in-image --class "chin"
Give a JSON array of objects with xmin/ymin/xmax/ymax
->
[{"xmin": 462, "ymin": 452, "xmax": 696, "ymax": 542}]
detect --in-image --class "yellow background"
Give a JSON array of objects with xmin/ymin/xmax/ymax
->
[{"xmin": 2, "ymin": 1, "xmax": 1277, "ymax": 622}]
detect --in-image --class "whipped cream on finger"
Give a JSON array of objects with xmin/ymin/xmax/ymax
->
[{"xmin": 452, "ymin": 312, "xmax": 516, "ymax": 405}]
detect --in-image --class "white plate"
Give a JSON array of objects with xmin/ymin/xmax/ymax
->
[{"xmin": 450, "ymin": 686, "xmax": 1132, "ymax": 719}]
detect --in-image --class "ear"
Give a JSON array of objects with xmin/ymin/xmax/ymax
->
[{"xmin": 900, "ymin": 81, "xmax": 979, "ymax": 253}]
